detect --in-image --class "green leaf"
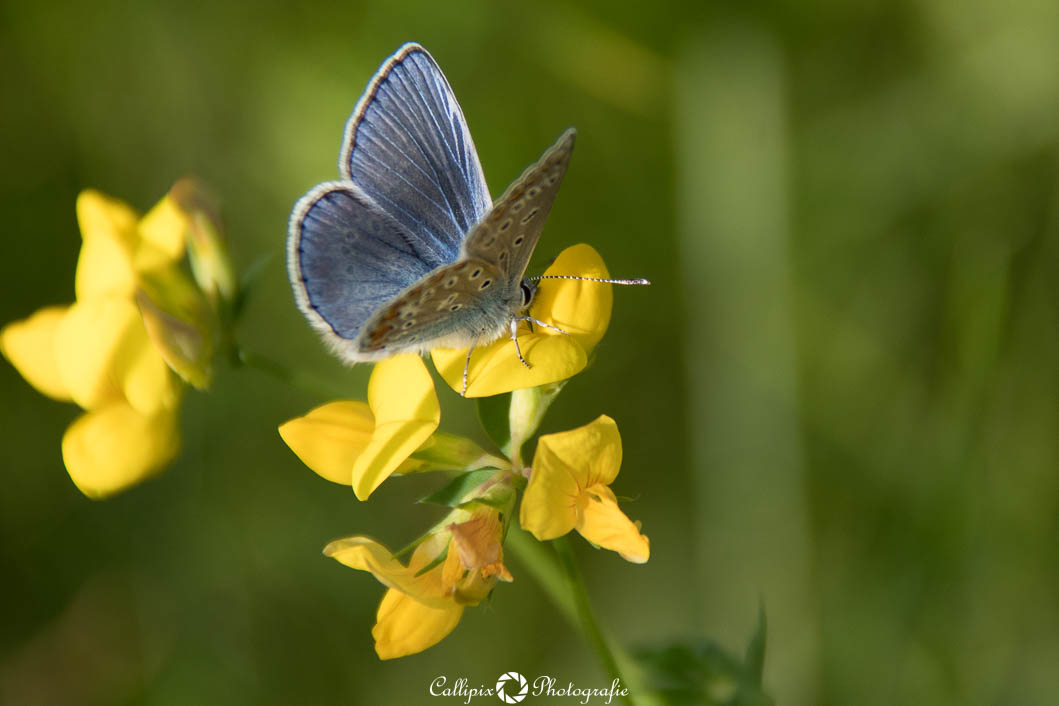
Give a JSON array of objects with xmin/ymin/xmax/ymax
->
[
  {"xmin": 418, "ymin": 469, "xmax": 501, "ymax": 507},
  {"xmin": 406, "ymin": 433, "xmax": 504, "ymax": 472},
  {"xmin": 231, "ymin": 251, "xmax": 276, "ymax": 321},
  {"xmin": 635, "ymin": 631, "xmax": 773, "ymax": 706},
  {"xmin": 744, "ymin": 601, "xmax": 767, "ymax": 687},
  {"xmin": 414, "ymin": 546, "xmax": 448, "ymax": 577},
  {"xmin": 477, "ymin": 393, "xmax": 512, "ymax": 453}
]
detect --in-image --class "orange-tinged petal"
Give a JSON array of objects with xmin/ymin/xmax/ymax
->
[
  {"xmin": 373, "ymin": 588, "xmax": 463, "ymax": 660},
  {"xmin": 431, "ymin": 330, "xmax": 587, "ymax": 398},
  {"xmin": 351, "ymin": 355, "xmax": 439, "ymax": 500},
  {"xmin": 1, "ymin": 306, "xmax": 73, "ymax": 401},
  {"xmin": 576, "ymin": 485, "xmax": 650, "ymax": 564},
  {"xmin": 323, "ymin": 535, "xmax": 451, "ymax": 608},
  {"xmin": 278, "ymin": 401, "xmax": 374, "ymax": 485},
  {"xmin": 61, "ymin": 402, "xmax": 180, "ymax": 499},
  {"xmin": 530, "ymin": 244, "xmax": 613, "ymax": 351},
  {"xmin": 54, "ymin": 298, "xmax": 144, "ymax": 409},
  {"xmin": 74, "ymin": 191, "xmax": 139, "ymax": 300}
]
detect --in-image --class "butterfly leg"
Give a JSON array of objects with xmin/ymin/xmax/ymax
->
[
  {"xmin": 461, "ymin": 340, "xmax": 478, "ymax": 397},
  {"xmin": 510, "ymin": 319, "xmax": 532, "ymax": 370},
  {"xmin": 516, "ymin": 316, "xmax": 570, "ymax": 336}
]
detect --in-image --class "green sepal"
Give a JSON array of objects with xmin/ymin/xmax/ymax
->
[
  {"xmin": 418, "ymin": 469, "xmax": 502, "ymax": 507},
  {"xmin": 477, "ymin": 393, "xmax": 512, "ymax": 455},
  {"xmin": 414, "ymin": 546, "xmax": 449, "ymax": 577},
  {"xmin": 402, "ymin": 433, "xmax": 508, "ymax": 474}
]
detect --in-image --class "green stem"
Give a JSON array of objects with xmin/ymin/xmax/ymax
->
[
  {"xmin": 552, "ymin": 536, "xmax": 625, "ymax": 688},
  {"xmin": 508, "ymin": 529, "xmax": 658, "ymax": 706},
  {"xmin": 233, "ymin": 348, "xmax": 336, "ymax": 398}
]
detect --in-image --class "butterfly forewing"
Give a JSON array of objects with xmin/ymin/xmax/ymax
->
[
  {"xmin": 356, "ymin": 258, "xmax": 506, "ymax": 354},
  {"xmin": 462, "ymin": 128, "xmax": 576, "ymax": 288},
  {"xmin": 340, "ymin": 43, "xmax": 492, "ymax": 259}
]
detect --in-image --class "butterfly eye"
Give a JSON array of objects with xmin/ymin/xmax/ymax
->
[{"xmin": 520, "ymin": 281, "xmax": 535, "ymax": 308}]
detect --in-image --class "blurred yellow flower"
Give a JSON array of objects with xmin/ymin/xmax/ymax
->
[
  {"xmin": 324, "ymin": 488, "xmax": 514, "ymax": 659},
  {"xmin": 1, "ymin": 189, "xmax": 193, "ymax": 498},
  {"xmin": 279, "ymin": 355, "xmax": 440, "ymax": 500},
  {"xmin": 431, "ymin": 244, "xmax": 613, "ymax": 397},
  {"xmin": 520, "ymin": 415, "xmax": 650, "ymax": 563}
]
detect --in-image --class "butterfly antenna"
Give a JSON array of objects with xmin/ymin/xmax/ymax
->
[{"xmin": 528, "ymin": 275, "xmax": 651, "ymax": 285}]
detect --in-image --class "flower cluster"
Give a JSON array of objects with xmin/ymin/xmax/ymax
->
[
  {"xmin": 1, "ymin": 181, "xmax": 234, "ymax": 497},
  {"xmin": 280, "ymin": 244, "xmax": 649, "ymax": 659}
]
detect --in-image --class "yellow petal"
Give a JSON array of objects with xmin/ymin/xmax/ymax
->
[
  {"xmin": 61, "ymin": 402, "xmax": 180, "ymax": 499},
  {"xmin": 75, "ymin": 191, "xmax": 139, "ymax": 300},
  {"xmin": 530, "ymin": 244, "xmax": 613, "ymax": 351},
  {"xmin": 519, "ymin": 451, "xmax": 580, "ymax": 541},
  {"xmin": 54, "ymin": 299, "xmax": 144, "ymax": 408},
  {"xmin": 431, "ymin": 330, "xmax": 587, "ymax": 398},
  {"xmin": 520, "ymin": 415, "xmax": 623, "ymax": 540},
  {"xmin": 137, "ymin": 194, "xmax": 188, "ymax": 269},
  {"xmin": 1, "ymin": 306, "xmax": 73, "ymax": 401},
  {"xmin": 323, "ymin": 534, "xmax": 451, "ymax": 608},
  {"xmin": 540, "ymin": 414, "xmax": 623, "ymax": 486},
  {"xmin": 351, "ymin": 355, "xmax": 439, "ymax": 500},
  {"xmin": 122, "ymin": 338, "xmax": 180, "ymax": 416},
  {"xmin": 373, "ymin": 588, "xmax": 463, "ymax": 660},
  {"xmin": 278, "ymin": 401, "xmax": 374, "ymax": 485},
  {"xmin": 576, "ymin": 484, "xmax": 650, "ymax": 564}
]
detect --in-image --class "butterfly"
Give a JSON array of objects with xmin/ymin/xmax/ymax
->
[{"xmin": 288, "ymin": 43, "xmax": 640, "ymax": 393}]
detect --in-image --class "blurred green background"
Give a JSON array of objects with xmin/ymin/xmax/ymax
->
[{"xmin": 2, "ymin": 1, "xmax": 1058, "ymax": 704}]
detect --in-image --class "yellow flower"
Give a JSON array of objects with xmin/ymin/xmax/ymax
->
[
  {"xmin": 324, "ymin": 491, "xmax": 514, "ymax": 659},
  {"xmin": 520, "ymin": 415, "xmax": 650, "ymax": 563},
  {"xmin": 279, "ymin": 355, "xmax": 440, "ymax": 499},
  {"xmin": 1, "ymin": 190, "xmax": 191, "ymax": 498},
  {"xmin": 431, "ymin": 244, "xmax": 613, "ymax": 397}
]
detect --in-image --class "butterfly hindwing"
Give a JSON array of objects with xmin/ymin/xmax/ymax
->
[
  {"xmin": 340, "ymin": 43, "xmax": 492, "ymax": 259},
  {"xmin": 288, "ymin": 182, "xmax": 443, "ymax": 354},
  {"xmin": 356, "ymin": 258, "xmax": 508, "ymax": 355},
  {"xmin": 462, "ymin": 128, "xmax": 576, "ymax": 288}
]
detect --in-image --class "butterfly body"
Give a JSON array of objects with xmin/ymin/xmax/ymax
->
[{"xmin": 288, "ymin": 42, "xmax": 575, "ymax": 366}]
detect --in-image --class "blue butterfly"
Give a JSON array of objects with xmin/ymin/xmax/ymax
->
[{"xmin": 288, "ymin": 42, "xmax": 578, "ymax": 390}]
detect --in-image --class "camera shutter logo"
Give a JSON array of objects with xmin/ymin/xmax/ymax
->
[{"xmin": 495, "ymin": 671, "xmax": 528, "ymax": 703}]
